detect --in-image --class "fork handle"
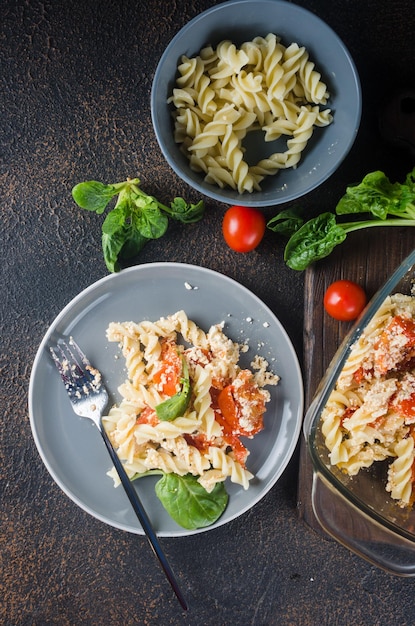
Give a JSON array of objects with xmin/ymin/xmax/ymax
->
[{"xmin": 98, "ymin": 423, "xmax": 188, "ymax": 611}]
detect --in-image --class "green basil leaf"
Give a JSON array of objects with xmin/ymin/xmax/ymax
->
[
  {"xmin": 133, "ymin": 206, "xmax": 168, "ymax": 239},
  {"xmin": 170, "ymin": 198, "xmax": 205, "ymax": 223},
  {"xmin": 267, "ymin": 207, "xmax": 304, "ymax": 237},
  {"xmin": 102, "ymin": 228, "xmax": 128, "ymax": 273},
  {"xmin": 336, "ymin": 171, "xmax": 403, "ymax": 220},
  {"xmin": 119, "ymin": 228, "xmax": 149, "ymax": 260},
  {"xmin": 155, "ymin": 356, "xmax": 191, "ymax": 421},
  {"xmin": 155, "ymin": 473, "xmax": 228, "ymax": 529},
  {"xmin": 72, "ymin": 181, "xmax": 118, "ymax": 214},
  {"xmin": 284, "ymin": 212, "xmax": 347, "ymax": 270},
  {"xmin": 101, "ymin": 204, "xmax": 128, "ymax": 236}
]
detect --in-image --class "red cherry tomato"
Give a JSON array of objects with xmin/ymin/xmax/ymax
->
[
  {"xmin": 222, "ymin": 205, "xmax": 266, "ymax": 252},
  {"xmin": 324, "ymin": 280, "xmax": 367, "ymax": 321}
]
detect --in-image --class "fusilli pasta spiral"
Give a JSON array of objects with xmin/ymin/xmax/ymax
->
[
  {"xmin": 168, "ymin": 33, "xmax": 333, "ymax": 193},
  {"xmin": 102, "ymin": 310, "xmax": 279, "ymax": 506},
  {"xmin": 321, "ymin": 293, "xmax": 415, "ymax": 507}
]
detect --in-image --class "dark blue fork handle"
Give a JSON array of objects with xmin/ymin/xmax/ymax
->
[{"xmin": 99, "ymin": 424, "xmax": 188, "ymax": 611}]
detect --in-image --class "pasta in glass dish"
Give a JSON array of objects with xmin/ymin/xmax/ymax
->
[
  {"xmin": 321, "ymin": 293, "xmax": 415, "ymax": 508},
  {"xmin": 102, "ymin": 310, "xmax": 279, "ymax": 529},
  {"xmin": 303, "ymin": 251, "xmax": 415, "ymax": 574}
]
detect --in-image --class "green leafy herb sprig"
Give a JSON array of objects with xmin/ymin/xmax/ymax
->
[
  {"xmin": 130, "ymin": 471, "xmax": 228, "ymax": 530},
  {"xmin": 155, "ymin": 355, "xmax": 191, "ymax": 422},
  {"xmin": 148, "ymin": 355, "xmax": 228, "ymax": 529},
  {"xmin": 267, "ymin": 167, "xmax": 415, "ymax": 271},
  {"xmin": 72, "ymin": 178, "xmax": 205, "ymax": 272}
]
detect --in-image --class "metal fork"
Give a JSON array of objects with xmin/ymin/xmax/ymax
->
[{"xmin": 50, "ymin": 337, "xmax": 188, "ymax": 611}]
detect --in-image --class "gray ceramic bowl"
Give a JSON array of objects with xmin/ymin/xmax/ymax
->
[{"xmin": 151, "ymin": 0, "xmax": 361, "ymax": 207}]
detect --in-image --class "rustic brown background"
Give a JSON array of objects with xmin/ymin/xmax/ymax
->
[{"xmin": 2, "ymin": 0, "xmax": 415, "ymax": 624}]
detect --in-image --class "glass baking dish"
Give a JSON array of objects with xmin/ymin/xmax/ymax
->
[{"xmin": 304, "ymin": 249, "xmax": 415, "ymax": 575}]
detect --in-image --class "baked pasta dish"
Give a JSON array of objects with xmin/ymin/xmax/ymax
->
[
  {"xmin": 321, "ymin": 294, "xmax": 415, "ymax": 509},
  {"xmin": 103, "ymin": 310, "xmax": 279, "ymax": 528}
]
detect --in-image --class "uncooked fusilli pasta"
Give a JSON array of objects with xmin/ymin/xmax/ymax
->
[{"xmin": 168, "ymin": 33, "xmax": 333, "ymax": 193}]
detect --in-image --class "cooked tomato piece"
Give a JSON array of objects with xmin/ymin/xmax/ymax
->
[
  {"xmin": 368, "ymin": 415, "xmax": 385, "ymax": 429},
  {"xmin": 394, "ymin": 396, "xmax": 415, "ymax": 420},
  {"xmin": 153, "ymin": 342, "xmax": 182, "ymax": 396},
  {"xmin": 184, "ymin": 433, "xmax": 211, "ymax": 455},
  {"xmin": 353, "ymin": 367, "xmax": 365, "ymax": 384},
  {"xmin": 340, "ymin": 406, "xmax": 356, "ymax": 426},
  {"xmin": 231, "ymin": 371, "xmax": 266, "ymax": 436},
  {"xmin": 217, "ymin": 372, "xmax": 266, "ymax": 437},
  {"xmin": 375, "ymin": 315, "xmax": 415, "ymax": 374},
  {"xmin": 213, "ymin": 410, "xmax": 249, "ymax": 466},
  {"xmin": 136, "ymin": 406, "xmax": 158, "ymax": 426},
  {"xmin": 218, "ymin": 385, "xmax": 240, "ymax": 431},
  {"xmin": 226, "ymin": 434, "xmax": 249, "ymax": 466}
]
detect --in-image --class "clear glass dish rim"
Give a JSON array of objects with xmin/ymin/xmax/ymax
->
[{"xmin": 304, "ymin": 248, "xmax": 415, "ymax": 543}]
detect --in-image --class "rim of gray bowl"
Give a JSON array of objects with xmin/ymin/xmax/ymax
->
[{"xmin": 151, "ymin": 0, "xmax": 362, "ymax": 207}]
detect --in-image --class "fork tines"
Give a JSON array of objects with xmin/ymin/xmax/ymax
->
[{"xmin": 50, "ymin": 338, "xmax": 103, "ymax": 397}]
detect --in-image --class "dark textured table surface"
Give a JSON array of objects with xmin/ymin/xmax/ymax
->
[{"xmin": 2, "ymin": 1, "xmax": 415, "ymax": 624}]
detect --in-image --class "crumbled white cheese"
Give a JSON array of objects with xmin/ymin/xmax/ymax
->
[
  {"xmin": 251, "ymin": 355, "xmax": 280, "ymax": 386},
  {"xmin": 184, "ymin": 281, "xmax": 198, "ymax": 290}
]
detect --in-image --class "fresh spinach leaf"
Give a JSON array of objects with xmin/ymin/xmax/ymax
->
[
  {"xmin": 284, "ymin": 212, "xmax": 347, "ymax": 270},
  {"xmin": 72, "ymin": 181, "xmax": 119, "ymax": 214},
  {"xmin": 102, "ymin": 228, "xmax": 128, "ymax": 273},
  {"xmin": 155, "ymin": 356, "xmax": 191, "ymax": 421},
  {"xmin": 155, "ymin": 473, "xmax": 228, "ymax": 530},
  {"xmin": 336, "ymin": 170, "xmax": 415, "ymax": 219},
  {"xmin": 169, "ymin": 197, "xmax": 206, "ymax": 223},
  {"xmin": 101, "ymin": 203, "xmax": 128, "ymax": 236},
  {"xmin": 133, "ymin": 204, "xmax": 169, "ymax": 239},
  {"xmin": 72, "ymin": 177, "xmax": 205, "ymax": 272},
  {"xmin": 119, "ymin": 229, "xmax": 148, "ymax": 261},
  {"xmin": 271, "ymin": 167, "xmax": 415, "ymax": 270},
  {"xmin": 267, "ymin": 206, "xmax": 304, "ymax": 237}
]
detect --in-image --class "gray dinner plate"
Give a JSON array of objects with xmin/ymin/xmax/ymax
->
[{"xmin": 28, "ymin": 263, "xmax": 303, "ymax": 537}]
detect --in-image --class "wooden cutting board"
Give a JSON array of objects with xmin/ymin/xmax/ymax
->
[{"xmin": 297, "ymin": 227, "xmax": 415, "ymax": 530}]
